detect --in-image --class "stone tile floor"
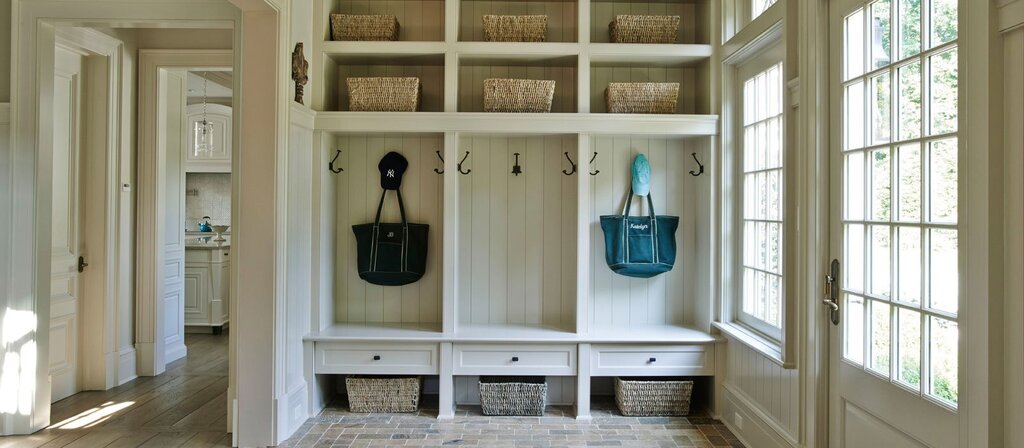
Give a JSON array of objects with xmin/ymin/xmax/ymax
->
[{"xmin": 279, "ymin": 398, "xmax": 743, "ymax": 447}]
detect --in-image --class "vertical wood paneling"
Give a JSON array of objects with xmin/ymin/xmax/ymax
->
[
  {"xmin": 458, "ymin": 0, "xmax": 578, "ymax": 42},
  {"xmin": 457, "ymin": 136, "xmax": 577, "ymax": 330},
  {"xmin": 332, "ymin": 0, "xmax": 446, "ymax": 41},
  {"xmin": 458, "ymin": 62, "xmax": 577, "ymax": 112},
  {"xmin": 590, "ymin": 65, "xmax": 698, "ymax": 114},
  {"xmin": 1004, "ymin": 27, "xmax": 1024, "ymax": 448},
  {"xmin": 588, "ymin": 136, "xmax": 694, "ymax": 329},
  {"xmin": 333, "ymin": 134, "xmax": 445, "ymax": 325},
  {"xmin": 589, "ymin": 0, "xmax": 700, "ymax": 44},
  {"xmin": 724, "ymin": 339, "xmax": 800, "ymax": 439},
  {"xmin": 335, "ymin": 58, "xmax": 445, "ymax": 112}
]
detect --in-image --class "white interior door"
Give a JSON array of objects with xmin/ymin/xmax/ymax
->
[
  {"xmin": 828, "ymin": 0, "xmax": 961, "ymax": 446},
  {"xmin": 162, "ymin": 70, "xmax": 188, "ymax": 364},
  {"xmin": 50, "ymin": 45, "xmax": 86, "ymax": 403}
]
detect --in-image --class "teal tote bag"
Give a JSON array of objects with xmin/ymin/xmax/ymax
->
[
  {"xmin": 599, "ymin": 190, "xmax": 679, "ymax": 278},
  {"xmin": 352, "ymin": 189, "xmax": 429, "ymax": 286}
]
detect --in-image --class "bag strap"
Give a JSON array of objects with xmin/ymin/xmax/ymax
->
[
  {"xmin": 621, "ymin": 189, "xmax": 657, "ymax": 219},
  {"xmin": 373, "ymin": 189, "xmax": 409, "ymax": 227},
  {"xmin": 619, "ymin": 189, "xmax": 660, "ymax": 264}
]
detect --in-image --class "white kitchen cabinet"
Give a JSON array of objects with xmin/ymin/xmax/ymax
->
[
  {"xmin": 185, "ymin": 103, "xmax": 232, "ymax": 173},
  {"xmin": 184, "ymin": 246, "xmax": 230, "ymax": 332}
]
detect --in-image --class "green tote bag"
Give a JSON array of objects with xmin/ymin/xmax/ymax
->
[
  {"xmin": 599, "ymin": 190, "xmax": 679, "ymax": 278},
  {"xmin": 352, "ymin": 189, "xmax": 429, "ymax": 286}
]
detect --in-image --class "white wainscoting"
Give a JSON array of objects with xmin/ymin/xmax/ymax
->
[
  {"xmin": 722, "ymin": 336, "xmax": 799, "ymax": 448},
  {"xmin": 117, "ymin": 347, "xmax": 138, "ymax": 385}
]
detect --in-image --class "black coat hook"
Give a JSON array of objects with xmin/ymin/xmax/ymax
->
[
  {"xmin": 689, "ymin": 152, "xmax": 704, "ymax": 177},
  {"xmin": 562, "ymin": 152, "xmax": 577, "ymax": 176},
  {"xmin": 512, "ymin": 152, "xmax": 523, "ymax": 176},
  {"xmin": 434, "ymin": 150, "xmax": 445, "ymax": 174},
  {"xmin": 589, "ymin": 152, "xmax": 600, "ymax": 176},
  {"xmin": 458, "ymin": 151, "xmax": 472, "ymax": 175},
  {"xmin": 329, "ymin": 149, "xmax": 343, "ymax": 173}
]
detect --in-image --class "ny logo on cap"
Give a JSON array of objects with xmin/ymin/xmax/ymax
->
[{"xmin": 387, "ymin": 169, "xmax": 396, "ymax": 178}]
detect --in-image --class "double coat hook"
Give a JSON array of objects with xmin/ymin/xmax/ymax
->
[
  {"xmin": 457, "ymin": 151, "xmax": 472, "ymax": 175},
  {"xmin": 434, "ymin": 150, "xmax": 444, "ymax": 174},
  {"xmin": 689, "ymin": 152, "xmax": 705, "ymax": 177},
  {"xmin": 589, "ymin": 152, "xmax": 600, "ymax": 176},
  {"xmin": 562, "ymin": 152, "xmax": 577, "ymax": 176},
  {"xmin": 328, "ymin": 149, "xmax": 343, "ymax": 173}
]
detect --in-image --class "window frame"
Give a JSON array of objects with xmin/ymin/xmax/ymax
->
[{"xmin": 717, "ymin": 19, "xmax": 798, "ymax": 368}]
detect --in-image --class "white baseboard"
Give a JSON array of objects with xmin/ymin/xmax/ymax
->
[
  {"xmin": 118, "ymin": 347, "xmax": 138, "ymax": 385},
  {"xmin": 276, "ymin": 380, "xmax": 309, "ymax": 445},
  {"xmin": 720, "ymin": 382, "xmax": 800, "ymax": 448}
]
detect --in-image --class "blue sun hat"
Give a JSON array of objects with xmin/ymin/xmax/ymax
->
[{"xmin": 632, "ymin": 154, "xmax": 651, "ymax": 196}]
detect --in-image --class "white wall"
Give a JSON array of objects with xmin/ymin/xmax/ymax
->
[{"xmin": 722, "ymin": 337, "xmax": 800, "ymax": 448}]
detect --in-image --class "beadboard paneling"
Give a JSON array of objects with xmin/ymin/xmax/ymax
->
[
  {"xmin": 589, "ymin": 0, "xmax": 705, "ymax": 44},
  {"xmin": 590, "ymin": 64, "xmax": 699, "ymax": 114},
  {"xmin": 329, "ymin": 0, "xmax": 446, "ymax": 41},
  {"xmin": 587, "ymin": 136, "xmax": 697, "ymax": 328},
  {"xmin": 330, "ymin": 55, "xmax": 445, "ymax": 112},
  {"xmin": 456, "ymin": 135, "xmax": 578, "ymax": 330},
  {"xmin": 725, "ymin": 337, "xmax": 800, "ymax": 441},
  {"xmin": 332, "ymin": 134, "xmax": 445, "ymax": 325},
  {"xmin": 459, "ymin": 0, "xmax": 578, "ymax": 43},
  {"xmin": 458, "ymin": 60, "xmax": 578, "ymax": 112},
  {"xmin": 454, "ymin": 376, "xmax": 576, "ymax": 405}
]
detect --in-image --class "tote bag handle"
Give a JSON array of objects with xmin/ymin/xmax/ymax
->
[
  {"xmin": 373, "ymin": 189, "xmax": 409, "ymax": 227},
  {"xmin": 369, "ymin": 189, "xmax": 410, "ymax": 272},
  {"xmin": 619, "ymin": 189, "xmax": 660, "ymax": 264}
]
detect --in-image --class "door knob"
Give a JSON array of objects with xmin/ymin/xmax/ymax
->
[{"xmin": 77, "ymin": 256, "xmax": 88, "ymax": 273}]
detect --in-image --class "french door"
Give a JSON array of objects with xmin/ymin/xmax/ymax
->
[{"xmin": 828, "ymin": 0, "xmax": 960, "ymax": 446}]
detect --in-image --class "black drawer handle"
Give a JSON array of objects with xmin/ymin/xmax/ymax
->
[
  {"xmin": 511, "ymin": 356, "xmax": 519, "ymax": 362},
  {"xmin": 648, "ymin": 357, "xmax": 657, "ymax": 363},
  {"xmin": 372, "ymin": 355, "xmax": 381, "ymax": 361}
]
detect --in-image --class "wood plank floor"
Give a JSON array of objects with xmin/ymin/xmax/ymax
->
[{"xmin": 0, "ymin": 333, "xmax": 231, "ymax": 448}]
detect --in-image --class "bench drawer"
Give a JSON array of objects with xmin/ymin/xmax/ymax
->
[
  {"xmin": 314, "ymin": 342, "xmax": 439, "ymax": 375},
  {"xmin": 591, "ymin": 345, "xmax": 714, "ymax": 376},
  {"xmin": 453, "ymin": 344, "xmax": 577, "ymax": 376}
]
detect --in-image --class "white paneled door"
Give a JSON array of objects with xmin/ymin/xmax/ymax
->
[
  {"xmin": 829, "ymin": 0, "xmax": 960, "ymax": 447},
  {"xmin": 50, "ymin": 45, "xmax": 86, "ymax": 403}
]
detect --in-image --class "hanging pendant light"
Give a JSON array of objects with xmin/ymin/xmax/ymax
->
[{"xmin": 193, "ymin": 72, "xmax": 215, "ymax": 157}]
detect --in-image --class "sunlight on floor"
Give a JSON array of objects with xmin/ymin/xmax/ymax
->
[{"xmin": 48, "ymin": 401, "xmax": 136, "ymax": 429}]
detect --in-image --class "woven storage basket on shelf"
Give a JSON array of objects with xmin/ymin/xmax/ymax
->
[
  {"xmin": 609, "ymin": 15, "xmax": 680, "ymax": 44},
  {"xmin": 331, "ymin": 14, "xmax": 400, "ymax": 41},
  {"xmin": 606, "ymin": 82, "xmax": 680, "ymax": 114},
  {"xmin": 483, "ymin": 15, "xmax": 548, "ymax": 42},
  {"xmin": 345, "ymin": 376, "xmax": 421, "ymax": 413},
  {"xmin": 483, "ymin": 78, "xmax": 556, "ymax": 113},
  {"xmin": 614, "ymin": 377, "xmax": 693, "ymax": 416},
  {"xmin": 347, "ymin": 77, "xmax": 421, "ymax": 112},
  {"xmin": 479, "ymin": 376, "xmax": 547, "ymax": 416}
]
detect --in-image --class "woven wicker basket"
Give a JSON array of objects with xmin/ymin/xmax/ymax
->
[
  {"xmin": 483, "ymin": 15, "xmax": 548, "ymax": 42},
  {"xmin": 606, "ymin": 82, "xmax": 680, "ymax": 114},
  {"xmin": 345, "ymin": 376, "xmax": 421, "ymax": 413},
  {"xmin": 610, "ymin": 15, "xmax": 680, "ymax": 44},
  {"xmin": 347, "ymin": 77, "xmax": 421, "ymax": 112},
  {"xmin": 331, "ymin": 14, "xmax": 400, "ymax": 41},
  {"xmin": 479, "ymin": 376, "xmax": 547, "ymax": 416},
  {"xmin": 614, "ymin": 377, "xmax": 693, "ymax": 416},
  {"xmin": 483, "ymin": 79, "xmax": 556, "ymax": 113}
]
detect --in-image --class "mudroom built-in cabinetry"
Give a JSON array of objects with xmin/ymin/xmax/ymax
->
[{"xmin": 306, "ymin": 0, "xmax": 718, "ymax": 419}]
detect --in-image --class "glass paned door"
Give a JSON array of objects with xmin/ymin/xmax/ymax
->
[{"xmin": 829, "ymin": 0, "xmax": 960, "ymax": 446}]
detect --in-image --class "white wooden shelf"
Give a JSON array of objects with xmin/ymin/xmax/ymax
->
[
  {"xmin": 315, "ymin": 112, "xmax": 718, "ymax": 135},
  {"xmin": 589, "ymin": 43, "xmax": 713, "ymax": 66},
  {"xmin": 303, "ymin": 323, "xmax": 718, "ymax": 344},
  {"xmin": 586, "ymin": 325, "xmax": 718, "ymax": 344},
  {"xmin": 454, "ymin": 42, "xmax": 580, "ymax": 61},
  {"xmin": 305, "ymin": 323, "xmax": 443, "ymax": 341},
  {"xmin": 322, "ymin": 41, "xmax": 446, "ymax": 58}
]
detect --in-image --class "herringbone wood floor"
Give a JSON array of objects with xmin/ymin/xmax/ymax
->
[{"xmin": 0, "ymin": 333, "xmax": 231, "ymax": 448}]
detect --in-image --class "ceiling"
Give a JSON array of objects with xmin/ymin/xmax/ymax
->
[{"xmin": 187, "ymin": 71, "xmax": 232, "ymax": 100}]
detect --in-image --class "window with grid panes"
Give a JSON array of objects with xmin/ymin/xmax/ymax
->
[
  {"xmin": 751, "ymin": 0, "xmax": 777, "ymax": 20},
  {"xmin": 740, "ymin": 62, "xmax": 784, "ymax": 340},
  {"xmin": 841, "ymin": 0, "xmax": 959, "ymax": 407}
]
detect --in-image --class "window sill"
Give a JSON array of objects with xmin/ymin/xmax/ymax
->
[{"xmin": 713, "ymin": 321, "xmax": 795, "ymax": 369}]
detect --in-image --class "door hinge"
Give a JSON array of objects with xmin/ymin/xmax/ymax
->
[
  {"xmin": 823, "ymin": 259, "xmax": 839, "ymax": 325},
  {"xmin": 78, "ymin": 256, "xmax": 89, "ymax": 273}
]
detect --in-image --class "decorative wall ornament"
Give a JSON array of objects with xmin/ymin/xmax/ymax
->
[{"xmin": 291, "ymin": 42, "xmax": 309, "ymax": 104}]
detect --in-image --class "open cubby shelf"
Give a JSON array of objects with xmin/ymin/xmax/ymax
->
[{"xmin": 309, "ymin": 0, "xmax": 720, "ymax": 420}]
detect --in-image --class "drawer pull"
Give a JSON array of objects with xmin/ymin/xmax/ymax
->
[
  {"xmin": 648, "ymin": 357, "xmax": 657, "ymax": 363},
  {"xmin": 372, "ymin": 355, "xmax": 381, "ymax": 361},
  {"xmin": 511, "ymin": 356, "xmax": 519, "ymax": 362}
]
